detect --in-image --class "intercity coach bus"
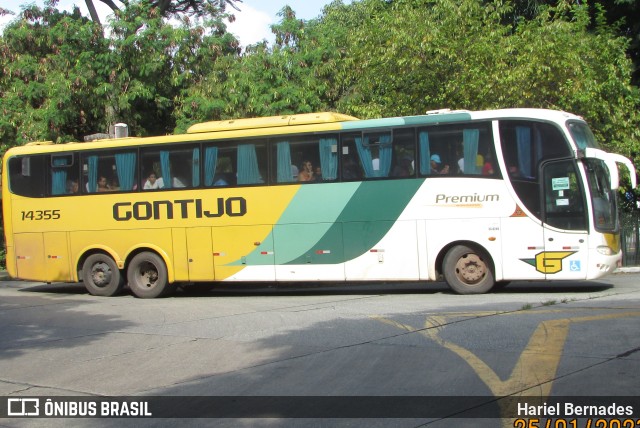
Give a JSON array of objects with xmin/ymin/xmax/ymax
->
[{"xmin": 2, "ymin": 109, "xmax": 636, "ymax": 297}]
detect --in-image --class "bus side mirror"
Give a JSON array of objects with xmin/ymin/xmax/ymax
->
[
  {"xmin": 580, "ymin": 148, "xmax": 637, "ymax": 191},
  {"xmin": 607, "ymin": 152, "xmax": 637, "ymax": 190}
]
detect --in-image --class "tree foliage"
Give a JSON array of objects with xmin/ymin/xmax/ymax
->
[
  {"xmin": 174, "ymin": 6, "xmax": 331, "ymax": 131},
  {"xmin": 0, "ymin": 0, "xmax": 240, "ymax": 148},
  {"xmin": 0, "ymin": 3, "xmax": 110, "ymax": 147},
  {"xmin": 84, "ymin": 0, "xmax": 241, "ymax": 24}
]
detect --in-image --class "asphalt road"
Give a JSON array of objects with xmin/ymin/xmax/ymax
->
[{"xmin": 0, "ymin": 273, "xmax": 639, "ymax": 428}]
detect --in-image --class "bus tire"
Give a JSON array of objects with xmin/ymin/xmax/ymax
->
[
  {"xmin": 127, "ymin": 252, "xmax": 171, "ymax": 298},
  {"xmin": 443, "ymin": 245, "xmax": 495, "ymax": 294},
  {"xmin": 82, "ymin": 254, "xmax": 124, "ymax": 297}
]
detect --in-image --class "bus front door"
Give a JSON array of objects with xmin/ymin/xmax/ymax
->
[{"xmin": 542, "ymin": 159, "xmax": 589, "ymax": 280}]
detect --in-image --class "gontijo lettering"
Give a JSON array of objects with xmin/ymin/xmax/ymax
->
[
  {"xmin": 113, "ymin": 197, "xmax": 247, "ymax": 221},
  {"xmin": 435, "ymin": 193, "xmax": 500, "ymax": 204}
]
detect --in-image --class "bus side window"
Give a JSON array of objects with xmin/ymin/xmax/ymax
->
[
  {"xmin": 82, "ymin": 150, "xmax": 137, "ymax": 193},
  {"xmin": 271, "ymin": 135, "xmax": 337, "ymax": 184},
  {"xmin": 8, "ymin": 155, "xmax": 47, "ymax": 198},
  {"xmin": 340, "ymin": 131, "xmax": 393, "ymax": 180},
  {"xmin": 203, "ymin": 144, "xmax": 237, "ymax": 187},
  {"xmin": 341, "ymin": 134, "xmax": 364, "ymax": 181},
  {"xmin": 50, "ymin": 154, "xmax": 79, "ymax": 196},
  {"xmin": 140, "ymin": 145, "xmax": 198, "ymax": 190},
  {"xmin": 391, "ymin": 128, "xmax": 415, "ymax": 178},
  {"xmin": 237, "ymin": 141, "xmax": 267, "ymax": 185},
  {"xmin": 418, "ymin": 127, "xmax": 453, "ymax": 175}
]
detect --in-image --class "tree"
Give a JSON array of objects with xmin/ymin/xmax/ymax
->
[
  {"xmin": 174, "ymin": 6, "xmax": 331, "ymax": 130},
  {"xmin": 0, "ymin": 0, "xmax": 240, "ymax": 147},
  {"xmin": 312, "ymin": 0, "xmax": 639, "ymax": 160},
  {"xmin": 84, "ymin": 0, "xmax": 241, "ymax": 24},
  {"xmin": 104, "ymin": 0, "xmax": 240, "ymax": 136},
  {"xmin": 0, "ymin": 3, "xmax": 111, "ymax": 146}
]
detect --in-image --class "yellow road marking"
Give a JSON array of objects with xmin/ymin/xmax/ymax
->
[{"xmin": 375, "ymin": 310, "xmax": 640, "ymax": 426}]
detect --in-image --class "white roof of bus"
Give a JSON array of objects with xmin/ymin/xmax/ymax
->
[{"xmin": 467, "ymin": 108, "xmax": 584, "ymax": 122}]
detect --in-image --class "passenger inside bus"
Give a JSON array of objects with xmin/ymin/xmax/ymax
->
[
  {"xmin": 430, "ymin": 154, "xmax": 450, "ymax": 174},
  {"xmin": 298, "ymin": 160, "xmax": 315, "ymax": 182},
  {"xmin": 393, "ymin": 155, "xmax": 414, "ymax": 177},
  {"xmin": 67, "ymin": 180, "xmax": 79, "ymax": 194},
  {"xmin": 97, "ymin": 175, "xmax": 112, "ymax": 192},
  {"xmin": 143, "ymin": 172, "xmax": 163, "ymax": 189},
  {"xmin": 482, "ymin": 152, "xmax": 495, "ymax": 175}
]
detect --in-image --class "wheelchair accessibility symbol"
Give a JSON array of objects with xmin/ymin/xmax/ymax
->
[{"xmin": 569, "ymin": 260, "xmax": 581, "ymax": 272}]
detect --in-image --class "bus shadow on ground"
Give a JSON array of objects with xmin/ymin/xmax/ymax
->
[
  {"xmin": 11, "ymin": 279, "xmax": 613, "ymax": 298},
  {"xmin": 176, "ymin": 280, "xmax": 614, "ymax": 297}
]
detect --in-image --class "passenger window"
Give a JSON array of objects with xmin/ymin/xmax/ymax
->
[
  {"xmin": 51, "ymin": 154, "xmax": 79, "ymax": 195},
  {"xmin": 82, "ymin": 150, "xmax": 138, "ymax": 193},
  {"xmin": 271, "ymin": 135, "xmax": 338, "ymax": 184},
  {"xmin": 201, "ymin": 140, "xmax": 267, "ymax": 187},
  {"xmin": 390, "ymin": 128, "xmax": 416, "ymax": 178},
  {"xmin": 202, "ymin": 144, "xmax": 235, "ymax": 187},
  {"xmin": 8, "ymin": 155, "xmax": 47, "ymax": 198},
  {"xmin": 341, "ymin": 133, "xmax": 364, "ymax": 181},
  {"xmin": 140, "ymin": 145, "xmax": 198, "ymax": 190},
  {"xmin": 341, "ymin": 131, "xmax": 392, "ymax": 179},
  {"xmin": 499, "ymin": 120, "xmax": 571, "ymax": 181},
  {"xmin": 418, "ymin": 123, "xmax": 494, "ymax": 177},
  {"xmin": 237, "ymin": 141, "xmax": 267, "ymax": 185}
]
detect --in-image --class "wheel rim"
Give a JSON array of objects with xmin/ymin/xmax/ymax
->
[
  {"xmin": 91, "ymin": 262, "xmax": 113, "ymax": 288},
  {"xmin": 135, "ymin": 261, "xmax": 159, "ymax": 290},
  {"xmin": 454, "ymin": 253, "xmax": 487, "ymax": 286}
]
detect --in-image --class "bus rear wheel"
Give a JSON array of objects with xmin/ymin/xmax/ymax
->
[
  {"xmin": 82, "ymin": 254, "xmax": 124, "ymax": 297},
  {"xmin": 127, "ymin": 252, "xmax": 172, "ymax": 298},
  {"xmin": 443, "ymin": 245, "xmax": 495, "ymax": 294}
]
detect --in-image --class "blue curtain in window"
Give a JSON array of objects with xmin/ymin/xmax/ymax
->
[
  {"xmin": 355, "ymin": 136, "xmax": 375, "ymax": 178},
  {"xmin": 419, "ymin": 131, "xmax": 431, "ymax": 175},
  {"xmin": 51, "ymin": 157, "xmax": 67, "ymax": 195},
  {"xmin": 160, "ymin": 150, "xmax": 172, "ymax": 189},
  {"xmin": 516, "ymin": 126, "xmax": 532, "ymax": 177},
  {"xmin": 378, "ymin": 133, "xmax": 392, "ymax": 178},
  {"xmin": 87, "ymin": 155, "xmax": 98, "ymax": 193},
  {"xmin": 276, "ymin": 141, "xmax": 294, "ymax": 183},
  {"xmin": 204, "ymin": 146, "xmax": 218, "ymax": 186},
  {"xmin": 192, "ymin": 148, "xmax": 200, "ymax": 187},
  {"xmin": 237, "ymin": 144, "xmax": 261, "ymax": 185},
  {"xmin": 463, "ymin": 129, "xmax": 480, "ymax": 174},
  {"xmin": 319, "ymin": 138, "xmax": 338, "ymax": 181},
  {"xmin": 115, "ymin": 152, "xmax": 136, "ymax": 191}
]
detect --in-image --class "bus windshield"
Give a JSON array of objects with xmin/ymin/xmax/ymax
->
[
  {"xmin": 583, "ymin": 158, "xmax": 617, "ymax": 232},
  {"xmin": 568, "ymin": 122, "xmax": 602, "ymax": 150}
]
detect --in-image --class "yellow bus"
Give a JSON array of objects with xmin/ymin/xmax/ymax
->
[{"xmin": 2, "ymin": 109, "xmax": 636, "ymax": 297}]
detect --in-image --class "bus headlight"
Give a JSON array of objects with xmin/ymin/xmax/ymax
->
[{"xmin": 596, "ymin": 245, "xmax": 615, "ymax": 256}]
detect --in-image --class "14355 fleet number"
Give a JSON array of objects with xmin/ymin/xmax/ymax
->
[{"xmin": 20, "ymin": 210, "xmax": 61, "ymax": 221}]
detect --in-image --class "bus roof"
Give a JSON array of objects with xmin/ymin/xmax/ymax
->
[
  {"xmin": 187, "ymin": 112, "xmax": 360, "ymax": 134},
  {"xmin": 4, "ymin": 108, "xmax": 586, "ymax": 156}
]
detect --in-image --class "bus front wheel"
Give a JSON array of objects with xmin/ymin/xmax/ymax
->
[
  {"xmin": 443, "ymin": 245, "xmax": 495, "ymax": 294},
  {"xmin": 82, "ymin": 254, "xmax": 124, "ymax": 297},
  {"xmin": 127, "ymin": 252, "xmax": 172, "ymax": 298}
]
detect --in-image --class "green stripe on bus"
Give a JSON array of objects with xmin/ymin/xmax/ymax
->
[{"xmin": 284, "ymin": 179, "xmax": 425, "ymax": 265}]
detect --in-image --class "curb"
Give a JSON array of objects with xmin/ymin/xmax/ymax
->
[{"xmin": 614, "ymin": 266, "xmax": 640, "ymax": 274}]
